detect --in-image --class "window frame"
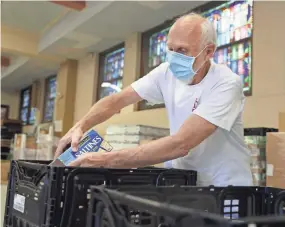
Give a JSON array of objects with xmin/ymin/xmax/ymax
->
[
  {"xmin": 43, "ymin": 75, "xmax": 57, "ymax": 123},
  {"xmin": 19, "ymin": 86, "xmax": 33, "ymax": 125},
  {"xmin": 97, "ymin": 43, "xmax": 125, "ymax": 102},
  {"xmin": 138, "ymin": 0, "xmax": 255, "ymax": 110}
]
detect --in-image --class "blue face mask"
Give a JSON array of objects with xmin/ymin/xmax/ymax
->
[{"xmin": 166, "ymin": 46, "xmax": 208, "ymax": 84}]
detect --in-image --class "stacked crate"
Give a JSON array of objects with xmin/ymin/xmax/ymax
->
[
  {"xmin": 104, "ymin": 124, "xmax": 170, "ymax": 150},
  {"xmin": 4, "ymin": 160, "xmax": 197, "ymax": 227},
  {"xmin": 245, "ymin": 135, "xmax": 266, "ymax": 186},
  {"xmin": 244, "ymin": 128, "xmax": 278, "ymax": 186}
]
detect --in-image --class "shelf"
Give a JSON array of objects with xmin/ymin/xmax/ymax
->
[{"xmin": 216, "ymin": 37, "xmax": 252, "ymax": 50}]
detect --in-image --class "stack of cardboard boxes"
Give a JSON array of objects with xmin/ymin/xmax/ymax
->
[{"xmin": 245, "ymin": 130, "xmax": 268, "ymax": 186}]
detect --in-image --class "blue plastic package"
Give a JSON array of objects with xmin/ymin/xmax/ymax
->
[{"xmin": 50, "ymin": 130, "xmax": 113, "ymax": 166}]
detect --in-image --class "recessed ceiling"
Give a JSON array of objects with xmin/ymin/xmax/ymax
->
[
  {"xmin": 1, "ymin": 59, "xmax": 58, "ymax": 91},
  {"xmin": 73, "ymin": 1, "xmax": 204, "ymax": 52},
  {"xmin": 1, "ymin": 0, "xmax": 211, "ymax": 91},
  {"xmin": 1, "ymin": 1, "xmax": 67, "ymax": 33},
  {"xmin": 76, "ymin": 1, "xmax": 204, "ymax": 38}
]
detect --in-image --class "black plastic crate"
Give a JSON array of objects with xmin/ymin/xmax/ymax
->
[
  {"xmin": 264, "ymin": 187, "xmax": 285, "ymax": 216},
  {"xmin": 86, "ymin": 186, "xmax": 257, "ymax": 227},
  {"xmin": 244, "ymin": 128, "xmax": 278, "ymax": 136},
  {"xmin": 123, "ymin": 185, "xmax": 272, "ymax": 218},
  {"xmin": 87, "ymin": 186, "xmax": 232, "ymax": 227},
  {"xmin": 86, "ymin": 185, "xmax": 285, "ymax": 227},
  {"xmin": 233, "ymin": 216, "xmax": 285, "ymax": 227},
  {"xmin": 4, "ymin": 160, "xmax": 197, "ymax": 227},
  {"xmin": 274, "ymin": 191, "xmax": 285, "ymax": 216}
]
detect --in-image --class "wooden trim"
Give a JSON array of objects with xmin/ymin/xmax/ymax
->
[
  {"xmin": 247, "ymin": 0, "xmax": 254, "ymax": 97},
  {"xmin": 1, "ymin": 56, "xmax": 10, "ymax": 67},
  {"xmin": 99, "ymin": 42, "xmax": 125, "ymax": 57},
  {"xmin": 50, "ymin": 1, "xmax": 86, "ymax": 11}
]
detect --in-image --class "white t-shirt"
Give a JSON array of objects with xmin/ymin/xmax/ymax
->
[{"xmin": 131, "ymin": 61, "xmax": 253, "ymax": 186}]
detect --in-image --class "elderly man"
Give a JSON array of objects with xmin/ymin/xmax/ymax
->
[{"xmin": 55, "ymin": 13, "xmax": 253, "ymax": 186}]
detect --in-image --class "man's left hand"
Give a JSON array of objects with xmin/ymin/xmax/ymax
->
[{"xmin": 69, "ymin": 152, "xmax": 106, "ymax": 167}]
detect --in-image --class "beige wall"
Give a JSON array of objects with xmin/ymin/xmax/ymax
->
[
  {"xmin": 243, "ymin": 1, "xmax": 285, "ymax": 128},
  {"xmin": 1, "ymin": 91, "xmax": 20, "ymax": 119},
  {"xmin": 55, "ymin": 59, "xmax": 78, "ymax": 136},
  {"xmin": 73, "ymin": 54, "xmax": 99, "ymax": 124}
]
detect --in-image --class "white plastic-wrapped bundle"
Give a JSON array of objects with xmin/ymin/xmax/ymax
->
[
  {"xmin": 12, "ymin": 134, "xmax": 27, "ymax": 160},
  {"xmin": 245, "ymin": 135, "xmax": 267, "ymax": 186},
  {"xmin": 108, "ymin": 142, "xmax": 138, "ymax": 150},
  {"xmin": 105, "ymin": 125, "xmax": 170, "ymax": 137},
  {"xmin": 24, "ymin": 149, "xmax": 37, "ymax": 160},
  {"xmin": 36, "ymin": 125, "xmax": 54, "ymax": 160},
  {"xmin": 105, "ymin": 134, "xmax": 156, "ymax": 144},
  {"xmin": 105, "ymin": 124, "xmax": 170, "ymax": 150}
]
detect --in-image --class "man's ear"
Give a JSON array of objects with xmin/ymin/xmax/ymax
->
[{"xmin": 206, "ymin": 44, "xmax": 216, "ymax": 59}]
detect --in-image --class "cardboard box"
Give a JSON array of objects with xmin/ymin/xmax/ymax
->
[
  {"xmin": 26, "ymin": 137, "xmax": 37, "ymax": 149},
  {"xmin": 266, "ymin": 132, "xmax": 285, "ymax": 189},
  {"xmin": 1, "ymin": 161, "xmax": 11, "ymax": 184},
  {"xmin": 279, "ymin": 112, "xmax": 285, "ymax": 132}
]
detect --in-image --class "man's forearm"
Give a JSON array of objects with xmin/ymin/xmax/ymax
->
[
  {"xmin": 103, "ymin": 135, "xmax": 189, "ymax": 168},
  {"xmin": 75, "ymin": 95, "xmax": 120, "ymax": 132}
]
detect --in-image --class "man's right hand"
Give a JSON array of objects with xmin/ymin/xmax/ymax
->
[{"xmin": 54, "ymin": 126, "xmax": 84, "ymax": 158}]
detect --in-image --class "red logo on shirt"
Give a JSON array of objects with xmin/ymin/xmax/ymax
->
[{"xmin": 192, "ymin": 98, "xmax": 199, "ymax": 112}]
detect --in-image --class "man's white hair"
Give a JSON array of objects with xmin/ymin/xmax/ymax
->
[
  {"xmin": 178, "ymin": 12, "xmax": 217, "ymax": 48},
  {"xmin": 200, "ymin": 16, "xmax": 217, "ymax": 48}
]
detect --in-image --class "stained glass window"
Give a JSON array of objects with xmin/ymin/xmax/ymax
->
[
  {"xmin": 98, "ymin": 46, "xmax": 125, "ymax": 100},
  {"xmin": 148, "ymin": 27, "xmax": 170, "ymax": 69},
  {"xmin": 213, "ymin": 40, "xmax": 252, "ymax": 93},
  {"xmin": 43, "ymin": 76, "xmax": 57, "ymax": 122},
  {"xmin": 202, "ymin": 0, "xmax": 253, "ymax": 95},
  {"xmin": 20, "ymin": 87, "xmax": 32, "ymax": 125},
  {"xmin": 202, "ymin": 0, "xmax": 253, "ymax": 47}
]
